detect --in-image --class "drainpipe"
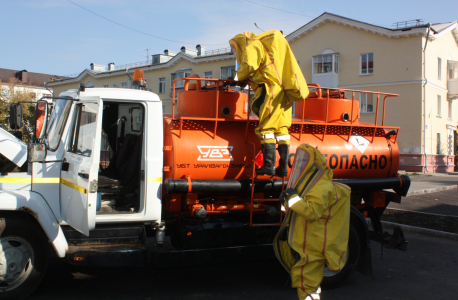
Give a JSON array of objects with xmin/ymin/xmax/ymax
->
[{"xmin": 423, "ymin": 23, "xmax": 431, "ymax": 172}]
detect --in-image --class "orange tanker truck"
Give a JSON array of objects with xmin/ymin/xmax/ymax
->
[{"xmin": 0, "ymin": 71, "xmax": 409, "ymax": 298}]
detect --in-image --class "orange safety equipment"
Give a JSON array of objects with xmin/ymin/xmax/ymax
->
[
  {"xmin": 274, "ymin": 144, "xmax": 351, "ymax": 300},
  {"xmin": 229, "ymin": 30, "xmax": 309, "ymax": 144}
]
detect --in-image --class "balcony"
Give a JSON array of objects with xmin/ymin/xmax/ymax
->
[
  {"xmin": 448, "ymin": 78, "xmax": 458, "ymax": 98},
  {"xmin": 448, "ymin": 61, "xmax": 458, "ymax": 98}
]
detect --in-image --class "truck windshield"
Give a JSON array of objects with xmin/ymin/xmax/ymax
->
[{"xmin": 46, "ymin": 99, "xmax": 72, "ymax": 151}]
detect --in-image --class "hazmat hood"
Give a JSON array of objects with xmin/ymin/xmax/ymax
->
[{"xmin": 0, "ymin": 127, "xmax": 27, "ymax": 171}]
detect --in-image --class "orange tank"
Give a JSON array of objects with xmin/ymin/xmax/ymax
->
[{"xmin": 163, "ymin": 76, "xmax": 400, "ymax": 181}]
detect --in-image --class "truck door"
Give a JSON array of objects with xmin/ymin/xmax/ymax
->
[{"xmin": 60, "ymin": 96, "xmax": 103, "ymax": 236}]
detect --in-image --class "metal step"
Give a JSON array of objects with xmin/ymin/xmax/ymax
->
[
  {"xmin": 62, "ymin": 224, "xmax": 145, "ymax": 246},
  {"xmin": 67, "ymin": 242, "xmax": 147, "ymax": 267}
]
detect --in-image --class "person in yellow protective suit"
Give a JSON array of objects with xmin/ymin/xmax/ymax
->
[
  {"xmin": 273, "ymin": 144, "xmax": 351, "ymax": 300},
  {"xmin": 229, "ymin": 30, "xmax": 309, "ymax": 176}
]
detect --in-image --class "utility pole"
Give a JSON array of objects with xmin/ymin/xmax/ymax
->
[{"xmin": 141, "ymin": 48, "xmax": 153, "ymax": 63}]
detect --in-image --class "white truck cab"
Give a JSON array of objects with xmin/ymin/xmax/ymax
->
[{"xmin": 0, "ymin": 87, "xmax": 164, "ymax": 299}]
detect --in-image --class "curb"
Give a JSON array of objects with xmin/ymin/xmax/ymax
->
[
  {"xmin": 366, "ymin": 219, "xmax": 458, "ymax": 241},
  {"xmin": 406, "ymin": 185, "xmax": 458, "ymax": 196}
]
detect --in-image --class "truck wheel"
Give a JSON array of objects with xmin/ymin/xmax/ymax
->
[
  {"xmin": 321, "ymin": 224, "xmax": 360, "ymax": 289},
  {"xmin": 0, "ymin": 216, "xmax": 49, "ymax": 300}
]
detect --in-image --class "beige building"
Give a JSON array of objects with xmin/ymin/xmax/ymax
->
[
  {"xmin": 48, "ymin": 13, "xmax": 458, "ymax": 172},
  {"xmin": 48, "ymin": 47, "xmax": 236, "ymax": 113},
  {"xmin": 287, "ymin": 13, "xmax": 458, "ymax": 172}
]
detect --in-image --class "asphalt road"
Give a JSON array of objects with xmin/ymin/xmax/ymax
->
[
  {"xmin": 389, "ymin": 188, "xmax": 458, "ymax": 216},
  {"xmin": 30, "ymin": 232, "xmax": 458, "ymax": 300}
]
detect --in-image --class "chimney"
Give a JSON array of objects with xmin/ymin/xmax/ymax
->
[
  {"xmin": 108, "ymin": 62, "xmax": 115, "ymax": 71},
  {"xmin": 196, "ymin": 44, "xmax": 206, "ymax": 56},
  {"xmin": 164, "ymin": 49, "xmax": 178, "ymax": 57},
  {"xmin": 181, "ymin": 46, "xmax": 198, "ymax": 56},
  {"xmin": 21, "ymin": 70, "xmax": 28, "ymax": 82},
  {"xmin": 90, "ymin": 63, "xmax": 106, "ymax": 72},
  {"xmin": 15, "ymin": 70, "xmax": 28, "ymax": 82}
]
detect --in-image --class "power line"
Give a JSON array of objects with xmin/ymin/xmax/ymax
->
[
  {"xmin": 67, "ymin": 0, "xmax": 226, "ymax": 46},
  {"xmin": 244, "ymin": 0, "xmax": 314, "ymax": 18}
]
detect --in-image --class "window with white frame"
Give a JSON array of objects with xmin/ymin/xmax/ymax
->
[
  {"xmin": 158, "ymin": 78, "xmax": 166, "ymax": 93},
  {"xmin": 437, "ymin": 95, "xmax": 441, "ymax": 117},
  {"xmin": 359, "ymin": 93, "xmax": 373, "ymax": 113},
  {"xmin": 448, "ymin": 99, "xmax": 452, "ymax": 120},
  {"xmin": 171, "ymin": 69, "xmax": 191, "ymax": 88},
  {"xmin": 121, "ymin": 82, "xmax": 127, "ymax": 88},
  {"xmin": 438, "ymin": 58, "xmax": 442, "ymax": 79},
  {"xmin": 221, "ymin": 66, "xmax": 235, "ymax": 79},
  {"xmin": 204, "ymin": 71, "xmax": 212, "ymax": 85},
  {"xmin": 312, "ymin": 54, "xmax": 339, "ymax": 74},
  {"xmin": 360, "ymin": 53, "xmax": 374, "ymax": 75}
]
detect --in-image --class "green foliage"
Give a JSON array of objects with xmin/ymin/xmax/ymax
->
[{"xmin": 0, "ymin": 78, "xmax": 37, "ymax": 142}]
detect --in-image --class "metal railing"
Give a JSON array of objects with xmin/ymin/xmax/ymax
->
[
  {"xmin": 199, "ymin": 47, "xmax": 233, "ymax": 57},
  {"xmin": 392, "ymin": 19, "xmax": 427, "ymax": 29}
]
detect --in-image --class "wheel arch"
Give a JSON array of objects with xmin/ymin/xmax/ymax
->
[
  {"xmin": 0, "ymin": 191, "xmax": 68, "ymax": 258},
  {"xmin": 350, "ymin": 206, "xmax": 372, "ymax": 276}
]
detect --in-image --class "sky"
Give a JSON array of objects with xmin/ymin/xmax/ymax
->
[{"xmin": 2, "ymin": 0, "xmax": 457, "ymax": 76}]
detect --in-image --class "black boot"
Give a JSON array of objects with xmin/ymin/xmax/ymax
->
[
  {"xmin": 276, "ymin": 144, "xmax": 289, "ymax": 177},
  {"xmin": 256, "ymin": 143, "xmax": 276, "ymax": 176}
]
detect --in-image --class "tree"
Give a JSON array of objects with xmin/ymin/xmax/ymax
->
[{"xmin": 0, "ymin": 78, "xmax": 37, "ymax": 142}]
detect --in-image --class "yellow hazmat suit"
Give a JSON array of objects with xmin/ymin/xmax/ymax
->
[
  {"xmin": 229, "ymin": 30, "xmax": 309, "ymax": 144},
  {"xmin": 273, "ymin": 144, "xmax": 351, "ymax": 300}
]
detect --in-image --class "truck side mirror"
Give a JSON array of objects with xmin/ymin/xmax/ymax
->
[
  {"xmin": 9, "ymin": 103, "xmax": 22, "ymax": 130},
  {"xmin": 27, "ymin": 142, "xmax": 47, "ymax": 162},
  {"xmin": 35, "ymin": 100, "xmax": 48, "ymax": 139}
]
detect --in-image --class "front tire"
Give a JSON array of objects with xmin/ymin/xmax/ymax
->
[
  {"xmin": 321, "ymin": 224, "xmax": 360, "ymax": 289},
  {"xmin": 0, "ymin": 216, "xmax": 49, "ymax": 300}
]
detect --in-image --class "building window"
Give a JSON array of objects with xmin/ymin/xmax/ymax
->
[
  {"xmin": 103, "ymin": 85, "xmax": 109, "ymax": 88},
  {"xmin": 204, "ymin": 71, "xmax": 212, "ymax": 85},
  {"xmin": 360, "ymin": 53, "xmax": 374, "ymax": 75},
  {"xmin": 159, "ymin": 78, "xmax": 166, "ymax": 93},
  {"xmin": 221, "ymin": 66, "xmax": 235, "ymax": 79},
  {"xmin": 112, "ymin": 84, "xmax": 117, "ymax": 88},
  {"xmin": 312, "ymin": 54, "xmax": 339, "ymax": 74},
  {"xmin": 437, "ymin": 133, "xmax": 441, "ymax": 154},
  {"xmin": 448, "ymin": 99, "xmax": 453, "ymax": 120},
  {"xmin": 438, "ymin": 58, "xmax": 442, "ymax": 79},
  {"xmin": 437, "ymin": 95, "xmax": 441, "ymax": 117},
  {"xmin": 359, "ymin": 93, "xmax": 373, "ymax": 113},
  {"xmin": 121, "ymin": 82, "xmax": 127, "ymax": 88},
  {"xmin": 162, "ymin": 105, "xmax": 166, "ymax": 113},
  {"xmin": 171, "ymin": 69, "xmax": 191, "ymax": 88}
]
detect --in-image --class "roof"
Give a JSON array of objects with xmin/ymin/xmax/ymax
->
[
  {"xmin": 431, "ymin": 22, "xmax": 457, "ymax": 33},
  {"xmin": 47, "ymin": 50, "xmax": 235, "ymax": 87},
  {"xmin": 0, "ymin": 68, "xmax": 69, "ymax": 87},
  {"xmin": 287, "ymin": 12, "xmax": 458, "ymax": 44}
]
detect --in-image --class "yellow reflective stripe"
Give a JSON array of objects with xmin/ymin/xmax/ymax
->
[
  {"xmin": 0, "ymin": 178, "xmax": 31, "ymax": 183},
  {"xmin": 61, "ymin": 178, "xmax": 87, "ymax": 194},
  {"xmin": 148, "ymin": 177, "xmax": 162, "ymax": 183},
  {"xmin": 0, "ymin": 177, "xmax": 60, "ymax": 184},
  {"xmin": 33, "ymin": 178, "xmax": 60, "ymax": 184}
]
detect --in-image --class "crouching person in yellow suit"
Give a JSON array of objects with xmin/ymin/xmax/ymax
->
[
  {"xmin": 274, "ymin": 144, "xmax": 351, "ymax": 300},
  {"xmin": 229, "ymin": 30, "xmax": 309, "ymax": 177}
]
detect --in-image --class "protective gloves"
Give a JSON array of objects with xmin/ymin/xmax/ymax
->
[{"xmin": 279, "ymin": 187, "xmax": 298, "ymax": 208}]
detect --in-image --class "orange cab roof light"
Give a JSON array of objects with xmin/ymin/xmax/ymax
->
[{"xmin": 132, "ymin": 69, "xmax": 146, "ymax": 89}]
